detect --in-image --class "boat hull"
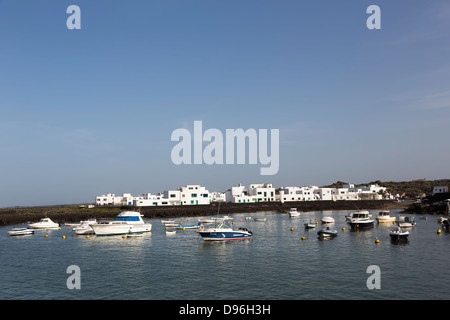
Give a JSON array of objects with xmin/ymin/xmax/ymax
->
[
  {"xmin": 348, "ymin": 220, "xmax": 374, "ymax": 229},
  {"xmin": 389, "ymin": 233, "xmax": 409, "ymax": 241},
  {"xmin": 8, "ymin": 228, "xmax": 35, "ymax": 236},
  {"xmin": 377, "ymin": 217, "xmax": 396, "ymax": 223},
  {"xmin": 197, "ymin": 231, "xmax": 252, "ymax": 241},
  {"xmin": 91, "ymin": 223, "xmax": 152, "ymax": 236},
  {"xmin": 317, "ymin": 230, "xmax": 338, "ymax": 238}
]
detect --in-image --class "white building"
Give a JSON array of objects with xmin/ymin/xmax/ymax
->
[
  {"xmin": 96, "ymin": 193, "xmax": 135, "ymax": 206},
  {"xmin": 433, "ymin": 186, "xmax": 448, "ymax": 194},
  {"xmin": 279, "ymin": 186, "xmax": 319, "ymax": 202},
  {"xmin": 210, "ymin": 191, "xmax": 226, "ymax": 202},
  {"xmin": 133, "ymin": 185, "xmax": 210, "ymax": 206},
  {"xmin": 226, "ymin": 183, "xmax": 275, "ymax": 203}
]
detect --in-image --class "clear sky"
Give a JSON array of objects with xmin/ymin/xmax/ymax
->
[{"xmin": 1, "ymin": 0, "xmax": 449, "ymax": 207}]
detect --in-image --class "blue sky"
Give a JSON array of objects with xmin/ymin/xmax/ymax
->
[{"xmin": 1, "ymin": 0, "xmax": 449, "ymax": 207}]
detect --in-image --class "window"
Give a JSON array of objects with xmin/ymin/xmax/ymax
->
[
  {"xmin": 192, "ymin": 193, "xmax": 197, "ymax": 198},
  {"xmin": 170, "ymin": 194, "xmax": 176, "ymax": 198}
]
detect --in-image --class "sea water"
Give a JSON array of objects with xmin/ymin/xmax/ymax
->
[{"xmin": 1, "ymin": 209, "xmax": 449, "ymax": 300}]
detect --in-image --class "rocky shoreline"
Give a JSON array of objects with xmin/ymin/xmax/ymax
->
[{"xmin": 0, "ymin": 200, "xmax": 412, "ymax": 227}]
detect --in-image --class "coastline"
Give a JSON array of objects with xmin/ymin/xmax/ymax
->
[{"xmin": 0, "ymin": 200, "xmax": 413, "ymax": 227}]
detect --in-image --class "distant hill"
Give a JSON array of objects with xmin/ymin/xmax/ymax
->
[{"xmin": 323, "ymin": 179, "xmax": 450, "ymax": 198}]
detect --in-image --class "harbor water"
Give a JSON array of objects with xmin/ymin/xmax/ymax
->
[{"xmin": 1, "ymin": 209, "xmax": 450, "ymax": 300}]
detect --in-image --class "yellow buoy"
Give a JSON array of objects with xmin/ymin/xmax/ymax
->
[
  {"xmin": 315, "ymin": 221, "xmax": 318, "ymax": 224},
  {"xmin": 437, "ymin": 228, "xmax": 442, "ymax": 234},
  {"xmin": 342, "ymin": 227, "xmax": 346, "ymax": 231},
  {"xmin": 44, "ymin": 234, "xmax": 48, "ymax": 238},
  {"xmin": 232, "ymin": 221, "xmax": 235, "ymax": 224},
  {"xmin": 122, "ymin": 235, "xmax": 126, "ymax": 238},
  {"xmin": 290, "ymin": 227, "xmax": 294, "ymax": 232},
  {"xmin": 86, "ymin": 235, "xmax": 90, "ymax": 239},
  {"xmin": 165, "ymin": 227, "xmax": 168, "ymax": 230},
  {"xmin": 62, "ymin": 235, "xmax": 66, "ymax": 239},
  {"xmin": 182, "ymin": 227, "xmax": 186, "ymax": 231},
  {"xmin": 375, "ymin": 238, "xmax": 380, "ymax": 244},
  {"xmin": 58, "ymin": 227, "xmax": 61, "ymax": 230},
  {"xmin": 301, "ymin": 236, "xmax": 306, "ymax": 241}
]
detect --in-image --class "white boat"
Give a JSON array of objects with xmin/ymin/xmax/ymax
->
[
  {"xmin": 8, "ymin": 227, "xmax": 35, "ymax": 236},
  {"xmin": 347, "ymin": 210, "xmax": 374, "ymax": 229},
  {"xmin": 253, "ymin": 217, "xmax": 267, "ymax": 222},
  {"xmin": 29, "ymin": 218, "xmax": 59, "ymax": 229},
  {"xmin": 398, "ymin": 216, "xmax": 416, "ymax": 228},
  {"xmin": 91, "ymin": 211, "xmax": 152, "ymax": 236},
  {"xmin": 389, "ymin": 227, "xmax": 409, "ymax": 241},
  {"xmin": 73, "ymin": 219, "xmax": 97, "ymax": 235},
  {"xmin": 198, "ymin": 218, "xmax": 215, "ymax": 224},
  {"xmin": 321, "ymin": 217, "xmax": 335, "ymax": 224},
  {"xmin": 197, "ymin": 218, "xmax": 253, "ymax": 241},
  {"xmin": 165, "ymin": 229, "xmax": 176, "ymax": 236},
  {"xmin": 289, "ymin": 208, "xmax": 300, "ymax": 218},
  {"xmin": 376, "ymin": 210, "xmax": 396, "ymax": 223},
  {"xmin": 161, "ymin": 219, "xmax": 175, "ymax": 225}
]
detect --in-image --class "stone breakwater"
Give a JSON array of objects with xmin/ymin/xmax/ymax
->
[{"xmin": 0, "ymin": 200, "xmax": 410, "ymax": 227}]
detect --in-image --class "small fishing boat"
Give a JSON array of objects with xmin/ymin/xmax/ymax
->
[
  {"xmin": 289, "ymin": 208, "xmax": 300, "ymax": 218},
  {"xmin": 73, "ymin": 219, "xmax": 97, "ymax": 235},
  {"xmin": 161, "ymin": 219, "xmax": 175, "ymax": 225},
  {"xmin": 389, "ymin": 227, "xmax": 409, "ymax": 241},
  {"xmin": 347, "ymin": 210, "xmax": 374, "ymax": 229},
  {"xmin": 321, "ymin": 217, "xmax": 335, "ymax": 224},
  {"xmin": 376, "ymin": 210, "xmax": 396, "ymax": 223},
  {"xmin": 304, "ymin": 220, "xmax": 316, "ymax": 229},
  {"xmin": 317, "ymin": 227, "xmax": 338, "ymax": 238},
  {"xmin": 253, "ymin": 217, "xmax": 267, "ymax": 222},
  {"xmin": 398, "ymin": 216, "xmax": 416, "ymax": 228},
  {"xmin": 29, "ymin": 218, "xmax": 59, "ymax": 229},
  {"xmin": 198, "ymin": 218, "xmax": 215, "ymax": 224},
  {"xmin": 174, "ymin": 223, "xmax": 201, "ymax": 230},
  {"xmin": 8, "ymin": 227, "xmax": 35, "ymax": 236},
  {"xmin": 197, "ymin": 218, "xmax": 252, "ymax": 241},
  {"xmin": 245, "ymin": 217, "xmax": 252, "ymax": 220},
  {"xmin": 165, "ymin": 229, "xmax": 176, "ymax": 236}
]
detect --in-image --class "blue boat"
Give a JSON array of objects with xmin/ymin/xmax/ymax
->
[{"xmin": 196, "ymin": 218, "xmax": 253, "ymax": 241}]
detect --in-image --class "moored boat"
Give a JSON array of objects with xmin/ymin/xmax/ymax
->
[
  {"xmin": 347, "ymin": 210, "xmax": 374, "ymax": 229},
  {"xmin": 317, "ymin": 227, "xmax": 338, "ymax": 238},
  {"xmin": 376, "ymin": 210, "xmax": 396, "ymax": 223},
  {"xmin": 73, "ymin": 219, "xmax": 97, "ymax": 235},
  {"xmin": 91, "ymin": 211, "xmax": 152, "ymax": 236},
  {"xmin": 253, "ymin": 217, "xmax": 267, "ymax": 222},
  {"xmin": 389, "ymin": 227, "xmax": 409, "ymax": 241},
  {"xmin": 29, "ymin": 218, "xmax": 59, "ymax": 229},
  {"xmin": 196, "ymin": 218, "xmax": 252, "ymax": 241},
  {"xmin": 304, "ymin": 220, "xmax": 316, "ymax": 229},
  {"xmin": 321, "ymin": 217, "xmax": 335, "ymax": 224},
  {"xmin": 174, "ymin": 223, "xmax": 201, "ymax": 230},
  {"xmin": 398, "ymin": 216, "xmax": 416, "ymax": 228},
  {"xmin": 165, "ymin": 229, "xmax": 176, "ymax": 236},
  {"xmin": 8, "ymin": 227, "xmax": 35, "ymax": 236},
  {"xmin": 289, "ymin": 208, "xmax": 300, "ymax": 218}
]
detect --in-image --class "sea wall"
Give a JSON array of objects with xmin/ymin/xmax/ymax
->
[{"xmin": 0, "ymin": 200, "xmax": 401, "ymax": 226}]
